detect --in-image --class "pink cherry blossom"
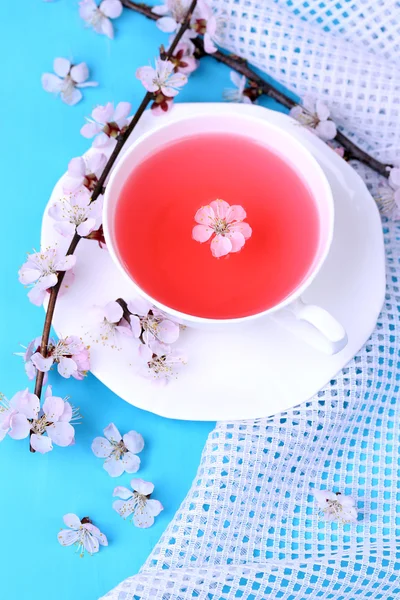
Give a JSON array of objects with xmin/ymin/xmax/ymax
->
[
  {"xmin": 15, "ymin": 336, "xmax": 53, "ymax": 382},
  {"xmin": 79, "ymin": 0, "xmax": 123, "ymax": 39},
  {"xmin": 58, "ymin": 514, "xmax": 108, "ymax": 557},
  {"xmin": 169, "ymin": 40, "xmax": 198, "ymax": 75},
  {"xmin": 138, "ymin": 341, "xmax": 187, "ymax": 385},
  {"xmin": 63, "ymin": 153, "xmax": 107, "ymax": 194},
  {"xmin": 127, "ymin": 298, "xmax": 180, "ymax": 345},
  {"xmin": 42, "ymin": 58, "xmax": 98, "ymax": 106},
  {"xmin": 192, "ymin": 0, "xmax": 224, "ymax": 54},
  {"xmin": 192, "ymin": 199, "xmax": 252, "ymax": 258},
  {"xmin": 113, "ymin": 479, "xmax": 163, "ymax": 528},
  {"xmin": 81, "ymin": 101, "xmax": 132, "ymax": 150},
  {"xmin": 93, "ymin": 300, "xmax": 134, "ymax": 344},
  {"xmin": 49, "ymin": 187, "xmax": 103, "ymax": 238},
  {"xmin": 18, "ymin": 247, "xmax": 76, "ymax": 306},
  {"xmin": 290, "ymin": 95, "xmax": 337, "ymax": 141},
  {"xmin": 0, "ymin": 387, "xmax": 80, "ymax": 453},
  {"xmin": 136, "ymin": 58, "xmax": 187, "ymax": 97},
  {"xmin": 152, "ymin": 0, "xmax": 192, "ymax": 33},
  {"xmin": 31, "ymin": 336, "xmax": 90, "ymax": 380},
  {"xmin": 92, "ymin": 422, "xmax": 144, "ymax": 477},
  {"xmin": 314, "ymin": 489, "xmax": 357, "ymax": 523}
]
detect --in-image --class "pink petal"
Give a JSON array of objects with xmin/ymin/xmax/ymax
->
[
  {"xmin": 93, "ymin": 132, "xmax": 112, "ymax": 148},
  {"xmin": 30, "ymin": 433, "xmax": 53, "ymax": 454},
  {"xmin": 104, "ymin": 455, "xmax": 125, "ymax": 477},
  {"xmin": 31, "ymin": 352, "xmax": 54, "ymax": 373},
  {"xmin": 100, "ymin": 0, "xmax": 123, "ymax": 18},
  {"xmin": 194, "ymin": 205, "xmax": 215, "ymax": 225},
  {"xmin": 54, "ymin": 222, "xmax": 76, "ymax": 238},
  {"xmin": 152, "ymin": 2, "xmax": 169, "ymax": 15},
  {"xmin": 92, "ymin": 102, "xmax": 114, "ymax": 124},
  {"xmin": 316, "ymin": 120, "xmax": 337, "ymax": 141},
  {"xmin": 210, "ymin": 199, "xmax": 230, "ymax": 219},
  {"xmin": 57, "ymin": 357, "xmax": 77, "ymax": 379},
  {"xmin": 160, "ymin": 72, "xmax": 187, "ymax": 97},
  {"xmin": 82, "ymin": 531, "xmax": 99, "ymax": 554},
  {"xmin": 203, "ymin": 32, "xmax": 218, "ymax": 54},
  {"xmin": 104, "ymin": 301, "xmax": 123, "ymax": 323},
  {"xmin": 127, "ymin": 296, "xmax": 152, "ymax": 316},
  {"xmin": 176, "ymin": 55, "xmax": 198, "ymax": 75},
  {"xmin": 10, "ymin": 389, "xmax": 40, "ymax": 419},
  {"xmin": 46, "ymin": 422, "xmax": 75, "ymax": 446},
  {"xmin": 157, "ymin": 320, "xmax": 180, "ymax": 343},
  {"xmin": 101, "ymin": 17, "xmax": 114, "ymax": 38},
  {"xmin": 316, "ymin": 99, "xmax": 330, "ymax": 121},
  {"xmin": 210, "ymin": 235, "xmax": 232, "ymax": 258},
  {"xmin": 226, "ymin": 231, "xmax": 245, "ymax": 252},
  {"xmin": 112, "ymin": 486, "xmax": 133, "ymax": 500},
  {"xmin": 113, "ymin": 101, "xmax": 131, "ymax": 121},
  {"xmin": 77, "ymin": 218, "xmax": 96, "ymax": 237},
  {"xmin": 81, "ymin": 122, "xmax": 102, "ymax": 139},
  {"xmin": 61, "ymin": 88, "xmax": 82, "ymax": 106},
  {"xmin": 133, "ymin": 509, "xmax": 155, "ymax": 528},
  {"xmin": 36, "ymin": 272, "xmax": 58, "ymax": 291},
  {"xmin": 79, "ymin": 0, "xmax": 97, "ymax": 20},
  {"xmin": 136, "ymin": 66, "xmax": 159, "ymax": 93},
  {"xmin": 8, "ymin": 413, "xmax": 31, "ymax": 440},
  {"xmin": 130, "ymin": 315, "xmax": 142, "ymax": 338},
  {"xmin": 157, "ymin": 16, "xmax": 178, "ymax": 32},
  {"xmin": 91, "ymin": 436, "xmax": 113, "ymax": 458},
  {"xmin": 88, "ymin": 152, "xmax": 107, "ymax": 174},
  {"xmin": 121, "ymin": 452, "xmax": 140, "ymax": 473},
  {"xmin": 43, "ymin": 394, "xmax": 65, "ymax": 421},
  {"xmin": 42, "ymin": 73, "xmax": 63, "ymax": 93},
  {"xmin": 192, "ymin": 224, "xmax": 213, "ymax": 243},
  {"xmin": 55, "ymin": 254, "xmax": 76, "ymax": 271},
  {"xmin": 70, "ymin": 63, "xmax": 89, "ymax": 84},
  {"xmin": 103, "ymin": 422, "xmax": 122, "ymax": 443},
  {"xmin": 225, "ymin": 205, "xmax": 246, "ymax": 223},
  {"xmin": 230, "ymin": 222, "xmax": 252, "ymax": 239},
  {"xmin": 68, "ymin": 157, "xmax": 86, "ymax": 178},
  {"xmin": 59, "ymin": 401, "xmax": 73, "ymax": 422},
  {"xmin": 18, "ymin": 266, "xmax": 41, "ymax": 285},
  {"xmin": 146, "ymin": 498, "xmax": 163, "ymax": 516},
  {"xmin": 138, "ymin": 343, "xmax": 152, "ymax": 362},
  {"xmin": 112, "ymin": 499, "xmax": 131, "ymax": 517},
  {"xmin": 289, "ymin": 105, "xmax": 304, "ymax": 120},
  {"xmin": 123, "ymin": 430, "xmax": 144, "ymax": 454},
  {"xmin": 53, "ymin": 58, "xmax": 71, "ymax": 77},
  {"xmin": 389, "ymin": 167, "xmax": 400, "ymax": 188},
  {"xmin": 63, "ymin": 513, "xmax": 81, "ymax": 528},
  {"xmin": 58, "ymin": 529, "xmax": 79, "ymax": 547},
  {"xmin": 28, "ymin": 285, "xmax": 47, "ymax": 306},
  {"xmin": 130, "ymin": 478, "xmax": 154, "ymax": 496},
  {"xmin": 302, "ymin": 94, "xmax": 316, "ymax": 113}
]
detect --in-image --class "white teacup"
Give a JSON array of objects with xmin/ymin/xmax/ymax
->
[{"xmin": 103, "ymin": 109, "xmax": 347, "ymax": 355}]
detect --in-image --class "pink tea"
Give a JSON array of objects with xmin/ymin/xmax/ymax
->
[{"xmin": 114, "ymin": 133, "xmax": 320, "ymax": 319}]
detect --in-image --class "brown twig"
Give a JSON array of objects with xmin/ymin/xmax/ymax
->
[
  {"xmin": 30, "ymin": 0, "xmax": 199, "ymax": 450},
  {"xmin": 122, "ymin": 0, "xmax": 390, "ymax": 178}
]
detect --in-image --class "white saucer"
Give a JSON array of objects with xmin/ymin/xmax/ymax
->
[{"xmin": 41, "ymin": 103, "xmax": 385, "ymax": 421}]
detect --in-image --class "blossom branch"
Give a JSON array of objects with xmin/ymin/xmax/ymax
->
[
  {"xmin": 32, "ymin": 0, "xmax": 198, "ymax": 415},
  {"xmin": 122, "ymin": 0, "xmax": 390, "ymax": 178}
]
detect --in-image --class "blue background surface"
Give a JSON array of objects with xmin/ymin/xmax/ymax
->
[{"xmin": 1, "ymin": 2, "xmax": 284, "ymax": 599}]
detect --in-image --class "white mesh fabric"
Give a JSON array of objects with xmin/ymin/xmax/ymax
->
[{"xmin": 102, "ymin": 2, "xmax": 400, "ymax": 598}]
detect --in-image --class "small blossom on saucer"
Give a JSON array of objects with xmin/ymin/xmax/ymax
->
[
  {"xmin": 15, "ymin": 336, "xmax": 52, "ymax": 381},
  {"xmin": 18, "ymin": 247, "xmax": 76, "ymax": 306},
  {"xmin": 58, "ymin": 514, "xmax": 108, "ymax": 557},
  {"xmin": 138, "ymin": 341, "xmax": 187, "ymax": 385},
  {"xmin": 192, "ymin": 0, "xmax": 224, "ymax": 54},
  {"xmin": 127, "ymin": 298, "xmax": 180, "ymax": 345},
  {"xmin": 152, "ymin": 0, "xmax": 191, "ymax": 33},
  {"xmin": 63, "ymin": 154, "xmax": 107, "ymax": 194},
  {"xmin": 81, "ymin": 101, "xmax": 131, "ymax": 150},
  {"xmin": 223, "ymin": 71, "xmax": 253, "ymax": 104},
  {"xmin": 49, "ymin": 187, "xmax": 103, "ymax": 238},
  {"xmin": 377, "ymin": 167, "xmax": 400, "ymax": 218},
  {"xmin": 31, "ymin": 336, "xmax": 90, "ymax": 380},
  {"xmin": 193, "ymin": 199, "xmax": 252, "ymax": 258},
  {"xmin": 314, "ymin": 489, "xmax": 357, "ymax": 523},
  {"xmin": 290, "ymin": 95, "xmax": 337, "ymax": 141},
  {"xmin": 92, "ymin": 422, "xmax": 144, "ymax": 477},
  {"xmin": 79, "ymin": 0, "xmax": 123, "ymax": 39},
  {"xmin": 113, "ymin": 479, "xmax": 163, "ymax": 528},
  {"xmin": 42, "ymin": 58, "xmax": 98, "ymax": 106},
  {"xmin": 136, "ymin": 59, "xmax": 187, "ymax": 115},
  {"xmin": 94, "ymin": 300, "xmax": 134, "ymax": 344}
]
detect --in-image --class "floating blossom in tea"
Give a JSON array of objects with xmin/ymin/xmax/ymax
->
[
  {"xmin": 81, "ymin": 101, "xmax": 132, "ymax": 150},
  {"xmin": 92, "ymin": 422, "xmax": 144, "ymax": 477},
  {"xmin": 49, "ymin": 187, "xmax": 103, "ymax": 238},
  {"xmin": 314, "ymin": 489, "xmax": 357, "ymax": 523},
  {"xmin": 42, "ymin": 58, "xmax": 98, "ymax": 106},
  {"xmin": 192, "ymin": 199, "xmax": 252, "ymax": 258},
  {"xmin": 79, "ymin": 0, "xmax": 123, "ymax": 39},
  {"xmin": 18, "ymin": 247, "xmax": 76, "ymax": 306},
  {"xmin": 290, "ymin": 95, "xmax": 337, "ymax": 141},
  {"xmin": 58, "ymin": 514, "xmax": 108, "ymax": 556},
  {"xmin": 113, "ymin": 479, "xmax": 163, "ymax": 528},
  {"xmin": 63, "ymin": 153, "xmax": 107, "ymax": 194}
]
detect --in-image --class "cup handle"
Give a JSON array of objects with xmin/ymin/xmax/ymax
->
[{"xmin": 287, "ymin": 297, "xmax": 348, "ymax": 355}]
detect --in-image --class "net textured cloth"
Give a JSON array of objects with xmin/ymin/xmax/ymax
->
[{"xmin": 102, "ymin": 2, "xmax": 400, "ymax": 598}]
